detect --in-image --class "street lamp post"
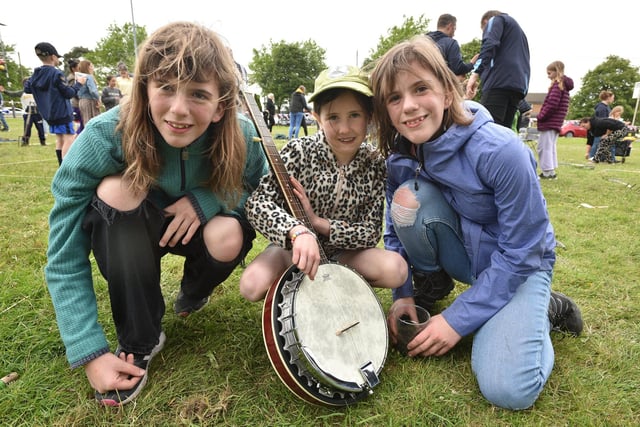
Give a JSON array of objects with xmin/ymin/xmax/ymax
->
[{"xmin": 129, "ymin": 0, "xmax": 138, "ymax": 58}]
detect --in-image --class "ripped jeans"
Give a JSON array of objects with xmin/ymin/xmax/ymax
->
[
  {"xmin": 390, "ymin": 177, "xmax": 473, "ymax": 283},
  {"xmin": 389, "ymin": 178, "xmax": 554, "ymax": 410}
]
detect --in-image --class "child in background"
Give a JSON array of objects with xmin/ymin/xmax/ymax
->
[
  {"xmin": 24, "ymin": 42, "xmax": 85, "ymax": 163},
  {"xmin": 536, "ymin": 60, "xmax": 574, "ymax": 179},
  {"xmin": 20, "ymin": 79, "xmax": 47, "ymax": 146},
  {"xmin": 239, "ymin": 65, "xmax": 407, "ymax": 302},
  {"xmin": 76, "ymin": 60, "xmax": 101, "ymax": 125},
  {"xmin": 44, "ymin": 22, "xmax": 268, "ymax": 406},
  {"xmin": 101, "ymin": 75, "xmax": 122, "ymax": 111}
]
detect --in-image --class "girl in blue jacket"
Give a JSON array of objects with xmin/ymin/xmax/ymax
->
[
  {"xmin": 44, "ymin": 22, "xmax": 267, "ymax": 407},
  {"xmin": 369, "ymin": 35, "xmax": 582, "ymax": 410}
]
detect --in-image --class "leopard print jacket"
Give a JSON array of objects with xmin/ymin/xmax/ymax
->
[{"xmin": 245, "ymin": 132, "xmax": 386, "ymax": 258}]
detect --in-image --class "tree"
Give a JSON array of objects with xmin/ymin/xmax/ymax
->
[
  {"xmin": 88, "ymin": 23, "xmax": 147, "ymax": 83},
  {"xmin": 0, "ymin": 41, "xmax": 30, "ymax": 92},
  {"xmin": 249, "ymin": 40, "xmax": 326, "ymax": 107},
  {"xmin": 569, "ymin": 55, "xmax": 640, "ymax": 120},
  {"xmin": 362, "ymin": 15, "xmax": 430, "ymax": 67}
]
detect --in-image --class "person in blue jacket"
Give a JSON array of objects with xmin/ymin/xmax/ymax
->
[
  {"xmin": 369, "ymin": 35, "xmax": 582, "ymax": 410},
  {"xmin": 24, "ymin": 42, "xmax": 86, "ymax": 164},
  {"xmin": 426, "ymin": 14, "xmax": 478, "ymax": 82},
  {"xmin": 44, "ymin": 22, "xmax": 268, "ymax": 407},
  {"xmin": 465, "ymin": 10, "xmax": 530, "ymax": 128}
]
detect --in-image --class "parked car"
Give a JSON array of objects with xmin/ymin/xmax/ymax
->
[
  {"xmin": 560, "ymin": 120, "xmax": 587, "ymax": 138},
  {"xmin": 1, "ymin": 106, "xmax": 25, "ymax": 116}
]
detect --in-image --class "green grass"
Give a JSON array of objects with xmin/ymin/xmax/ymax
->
[{"xmin": 1, "ymin": 115, "xmax": 639, "ymax": 426}]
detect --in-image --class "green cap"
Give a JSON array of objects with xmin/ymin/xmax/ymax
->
[{"xmin": 308, "ymin": 65, "xmax": 372, "ymax": 102}]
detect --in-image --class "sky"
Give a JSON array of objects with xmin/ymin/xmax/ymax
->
[{"xmin": 2, "ymin": 0, "xmax": 639, "ymax": 95}]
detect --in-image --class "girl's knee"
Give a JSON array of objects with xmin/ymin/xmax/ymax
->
[
  {"xmin": 390, "ymin": 186, "xmax": 420, "ymax": 228},
  {"xmin": 96, "ymin": 175, "xmax": 146, "ymax": 211},
  {"xmin": 203, "ymin": 217, "xmax": 243, "ymax": 262},
  {"xmin": 475, "ymin": 369, "xmax": 541, "ymax": 410}
]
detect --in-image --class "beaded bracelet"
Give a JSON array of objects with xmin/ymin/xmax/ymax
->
[{"xmin": 291, "ymin": 229, "xmax": 314, "ymax": 243}]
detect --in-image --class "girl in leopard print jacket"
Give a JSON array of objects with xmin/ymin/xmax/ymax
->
[{"xmin": 240, "ymin": 66, "xmax": 408, "ymax": 302}]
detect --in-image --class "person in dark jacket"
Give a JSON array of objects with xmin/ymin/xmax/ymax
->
[
  {"xmin": 426, "ymin": 14, "xmax": 478, "ymax": 82},
  {"xmin": 24, "ymin": 42, "xmax": 85, "ymax": 164},
  {"xmin": 536, "ymin": 61, "xmax": 574, "ymax": 179},
  {"xmin": 586, "ymin": 90, "xmax": 615, "ymax": 159},
  {"xmin": 579, "ymin": 116, "xmax": 627, "ymax": 163},
  {"xmin": 466, "ymin": 11, "xmax": 530, "ymax": 128},
  {"xmin": 265, "ymin": 93, "xmax": 276, "ymax": 132},
  {"xmin": 288, "ymin": 85, "xmax": 310, "ymax": 140}
]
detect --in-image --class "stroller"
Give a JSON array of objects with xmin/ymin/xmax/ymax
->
[{"xmin": 593, "ymin": 126, "xmax": 635, "ymax": 164}]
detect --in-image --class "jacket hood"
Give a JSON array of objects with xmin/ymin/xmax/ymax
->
[
  {"xmin": 30, "ymin": 66, "xmax": 63, "ymax": 91},
  {"xmin": 422, "ymin": 101, "xmax": 492, "ymax": 153},
  {"xmin": 563, "ymin": 76, "xmax": 574, "ymax": 92},
  {"xmin": 426, "ymin": 30, "xmax": 447, "ymax": 43}
]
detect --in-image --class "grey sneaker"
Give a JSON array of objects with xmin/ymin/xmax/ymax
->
[
  {"xmin": 548, "ymin": 291, "xmax": 583, "ymax": 336},
  {"xmin": 95, "ymin": 331, "xmax": 166, "ymax": 406},
  {"xmin": 413, "ymin": 270, "xmax": 454, "ymax": 311},
  {"xmin": 174, "ymin": 290, "xmax": 209, "ymax": 317}
]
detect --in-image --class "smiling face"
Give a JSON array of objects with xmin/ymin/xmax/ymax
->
[
  {"xmin": 385, "ymin": 62, "xmax": 452, "ymax": 145},
  {"xmin": 147, "ymin": 78, "xmax": 224, "ymax": 148},
  {"xmin": 314, "ymin": 91, "xmax": 370, "ymax": 165}
]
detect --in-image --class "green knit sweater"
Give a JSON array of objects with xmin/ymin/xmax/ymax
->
[{"xmin": 44, "ymin": 107, "xmax": 268, "ymax": 367}]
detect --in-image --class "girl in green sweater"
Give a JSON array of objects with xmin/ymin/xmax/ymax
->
[{"xmin": 44, "ymin": 22, "xmax": 267, "ymax": 407}]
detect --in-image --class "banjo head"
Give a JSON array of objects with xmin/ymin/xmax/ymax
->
[{"xmin": 262, "ymin": 263, "xmax": 388, "ymax": 406}]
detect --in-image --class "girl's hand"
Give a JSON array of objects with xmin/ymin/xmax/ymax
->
[
  {"xmin": 290, "ymin": 176, "xmax": 317, "ymax": 222},
  {"xmin": 387, "ymin": 297, "xmax": 418, "ymax": 345},
  {"xmin": 85, "ymin": 352, "xmax": 145, "ymax": 394},
  {"xmin": 406, "ymin": 314, "xmax": 461, "ymax": 357},
  {"xmin": 290, "ymin": 228, "xmax": 320, "ymax": 280},
  {"xmin": 161, "ymin": 196, "xmax": 201, "ymax": 247}
]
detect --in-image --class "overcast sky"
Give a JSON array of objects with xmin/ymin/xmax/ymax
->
[{"xmin": 2, "ymin": 0, "xmax": 638, "ymax": 95}]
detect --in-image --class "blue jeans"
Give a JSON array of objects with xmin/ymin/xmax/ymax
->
[
  {"xmin": 0, "ymin": 112, "xmax": 8, "ymax": 130},
  {"xmin": 589, "ymin": 136, "xmax": 601, "ymax": 158},
  {"xmin": 288, "ymin": 112, "xmax": 304, "ymax": 140},
  {"xmin": 391, "ymin": 178, "xmax": 554, "ymax": 409}
]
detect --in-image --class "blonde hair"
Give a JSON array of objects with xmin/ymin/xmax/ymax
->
[
  {"xmin": 368, "ymin": 35, "xmax": 472, "ymax": 158},
  {"xmin": 118, "ymin": 21, "xmax": 245, "ymax": 205},
  {"xmin": 610, "ymin": 105, "xmax": 624, "ymax": 119},
  {"xmin": 78, "ymin": 60, "xmax": 93, "ymax": 74},
  {"xmin": 547, "ymin": 61, "xmax": 566, "ymax": 90}
]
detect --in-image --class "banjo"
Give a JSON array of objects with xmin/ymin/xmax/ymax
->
[{"xmin": 242, "ymin": 92, "xmax": 388, "ymax": 406}]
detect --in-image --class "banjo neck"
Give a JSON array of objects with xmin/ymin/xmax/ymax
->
[{"xmin": 241, "ymin": 92, "xmax": 328, "ymax": 262}]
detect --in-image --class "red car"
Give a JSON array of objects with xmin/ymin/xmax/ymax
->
[{"xmin": 560, "ymin": 120, "xmax": 587, "ymax": 138}]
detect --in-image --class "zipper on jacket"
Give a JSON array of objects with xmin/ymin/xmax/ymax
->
[
  {"xmin": 330, "ymin": 166, "xmax": 347, "ymax": 218},
  {"xmin": 180, "ymin": 147, "xmax": 188, "ymax": 191},
  {"xmin": 414, "ymin": 162, "xmax": 422, "ymax": 191}
]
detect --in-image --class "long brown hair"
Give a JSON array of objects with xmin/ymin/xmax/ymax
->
[
  {"xmin": 368, "ymin": 35, "xmax": 473, "ymax": 158},
  {"xmin": 118, "ymin": 21, "xmax": 245, "ymax": 205}
]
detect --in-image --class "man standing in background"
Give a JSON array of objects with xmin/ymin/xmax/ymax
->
[
  {"xmin": 466, "ymin": 10, "xmax": 530, "ymax": 128},
  {"xmin": 427, "ymin": 14, "xmax": 478, "ymax": 82}
]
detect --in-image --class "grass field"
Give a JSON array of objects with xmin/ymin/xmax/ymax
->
[{"xmin": 1, "ymin": 116, "xmax": 639, "ymax": 426}]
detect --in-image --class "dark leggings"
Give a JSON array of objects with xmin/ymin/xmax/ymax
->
[{"xmin": 82, "ymin": 194, "xmax": 255, "ymax": 354}]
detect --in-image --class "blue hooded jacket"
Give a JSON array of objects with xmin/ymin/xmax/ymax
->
[
  {"xmin": 24, "ymin": 65, "xmax": 81, "ymax": 125},
  {"xmin": 385, "ymin": 102, "xmax": 555, "ymax": 337}
]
